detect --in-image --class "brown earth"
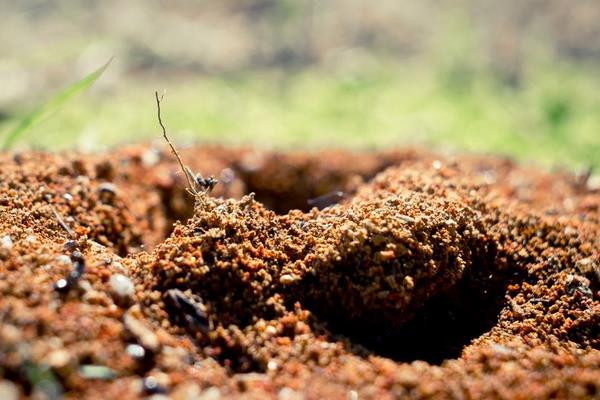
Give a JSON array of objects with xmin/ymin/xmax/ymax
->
[{"xmin": 0, "ymin": 144, "xmax": 599, "ymax": 399}]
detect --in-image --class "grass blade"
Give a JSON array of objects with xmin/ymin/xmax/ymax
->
[{"xmin": 1, "ymin": 57, "xmax": 113, "ymax": 150}]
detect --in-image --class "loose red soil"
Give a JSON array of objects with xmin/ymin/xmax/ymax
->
[{"xmin": 0, "ymin": 145, "xmax": 598, "ymax": 399}]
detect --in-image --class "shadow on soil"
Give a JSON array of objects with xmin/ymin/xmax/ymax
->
[{"xmin": 310, "ymin": 270, "xmax": 522, "ymax": 365}]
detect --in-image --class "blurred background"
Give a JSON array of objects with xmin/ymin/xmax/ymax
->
[{"xmin": 1, "ymin": 0, "xmax": 599, "ymax": 169}]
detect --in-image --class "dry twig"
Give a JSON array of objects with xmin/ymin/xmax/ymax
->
[
  {"xmin": 155, "ymin": 91, "xmax": 217, "ymax": 198},
  {"xmin": 51, "ymin": 205, "xmax": 75, "ymax": 238}
]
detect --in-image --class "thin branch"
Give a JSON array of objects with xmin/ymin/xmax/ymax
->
[
  {"xmin": 51, "ymin": 206, "xmax": 75, "ymax": 238},
  {"xmin": 155, "ymin": 91, "xmax": 196, "ymax": 194}
]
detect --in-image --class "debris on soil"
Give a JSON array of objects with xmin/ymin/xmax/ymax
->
[{"xmin": 0, "ymin": 144, "xmax": 599, "ymax": 399}]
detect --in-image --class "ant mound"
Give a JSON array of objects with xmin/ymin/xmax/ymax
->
[
  {"xmin": 134, "ymin": 168, "xmax": 492, "ymax": 337},
  {"xmin": 0, "ymin": 145, "xmax": 599, "ymax": 399}
]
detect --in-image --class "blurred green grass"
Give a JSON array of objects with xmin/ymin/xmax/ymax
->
[
  {"xmin": 1, "ymin": 58, "xmax": 111, "ymax": 150},
  {"xmin": 1, "ymin": 56, "xmax": 599, "ymax": 171}
]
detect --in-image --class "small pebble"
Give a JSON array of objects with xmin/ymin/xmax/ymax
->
[
  {"xmin": 46, "ymin": 349, "xmax": 72, "ymax": 369},
  {"xmin": 265, "ymin": 326, "xmax": 277, "ymax": 336},
  {"xmin": 24, "ymin": 235, "xmax": 37, "ymax": 245},
  {"xmin": 54, "ymin": 279, "xmax": 70, "ymax": 293},
  {"xmin": 79, "ymin": 365, "xmax": 117, "ymax": 380},
  {"xmin": 110, "ymin": 274, "xmax": 135, "ymax": 298},
  {"xmin": 0, "ymin": 380, "xmax": 19, "ymax": 400},
  {"xmin": 56, "ymin": 255, "xmax": 72, "ymax": 266},
  {"xmin": 398, "ymin": 215, "xmax": 416, "ymax": 223},
  {"xmin": 143, "ymin": 376, "xmax": 167, "ymax": 395},
  {"xmin": 379, "ymin": 250, "xmax": 395, "ymax": 261},
  {"xmin": 278, "ymin": 387, "xmax": 302, "ymax": 400},
  {"xmin": 171, "ymin": 382, "xmax": 201, "ymax": 400},
  {"xmin": 267, "ymin": 360, "xmax": 278, "ymax": 371},
  {"xmin": 141, "ymin": 148, "xmax": 160, "ymax": 167},
  {"xmin": 279, "ymin": 274, "xmax": 296, "ymax": 285},
  {"xmin": 575, "ymin": 257, "xmax": 600, "ymax": 282},
  {"xmin": 587, "ymin": 175, "xmax": 600, "ymax": 191},
  {"xmin": 126, "ymin": 344, "xmax": 146, "ymax": 360},
  {"xmin": 0, "ymin": 235, "xmax": 12, "ymax": 249}
]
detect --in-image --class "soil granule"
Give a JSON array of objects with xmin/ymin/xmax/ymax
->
[{"xmin": 0, "ymin": 145, "xmax": 599, "ymax": 399}]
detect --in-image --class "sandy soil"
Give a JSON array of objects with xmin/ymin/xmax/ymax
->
[{"xmin": 0, "ymin": 145, "xmax": 598, "ymax": 399}]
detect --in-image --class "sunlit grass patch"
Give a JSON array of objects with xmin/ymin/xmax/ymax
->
[{"xmin": 1, "ymin": 58, "xmax": 599, "ymax": 170}]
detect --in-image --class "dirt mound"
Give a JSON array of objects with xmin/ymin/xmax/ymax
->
[{"xmin": 0, "ymin": 145, "xmax": 599, "ymax": 399}]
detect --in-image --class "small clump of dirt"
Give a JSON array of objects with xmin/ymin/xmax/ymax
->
[{"xmin": 0, "ymin": 145, "xmax": 599, "ymax": 399}]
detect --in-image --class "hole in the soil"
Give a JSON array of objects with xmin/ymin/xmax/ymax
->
[
  {"xmin": 233, "ymin": 161, "xmax": 396, "ymax": 214},
  {"xmin": 251, "ymin": 187, "xmax": 348, "ymax": 214},
  {"xmin": 156, "ymin": 185, "xmax": 196, "ymax": 239},
  {"xmin": 317, "ymin": 270, "xmax": 520, "ymax": 365},
  {"xmin": 155, "ymin": 169, "xmax": 357, "ymax": 240}
]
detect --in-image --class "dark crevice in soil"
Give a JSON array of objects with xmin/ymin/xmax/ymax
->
[
  {"xmin": 229, "ymin": 152, "xmax": 408, "ymax": 214},
  {"xmin": 242, "ymin": 181, "xmax": 350, "ymax": 214},
  {"xmin": 156, "ymin": 184, "xmax": 196, "ymax": 239},
  {"xmin": 314, "ymin": 269, "xmax": 524, "ymax": 365}
]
